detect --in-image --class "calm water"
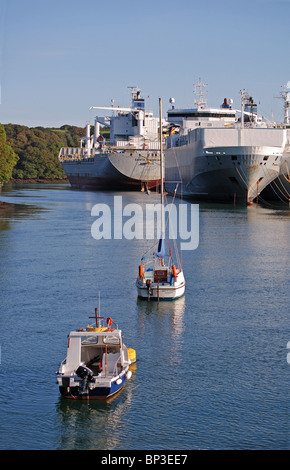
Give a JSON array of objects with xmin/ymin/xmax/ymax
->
[{"xmin": 0, "ymin": 184, "xmax": 289, "ymax": 450}]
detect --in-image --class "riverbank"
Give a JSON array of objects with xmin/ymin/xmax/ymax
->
[{"xmin": 9, "ymin": 178, "xmax": 69, "ymax": 184}]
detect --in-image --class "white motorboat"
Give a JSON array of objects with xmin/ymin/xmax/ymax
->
[{"xmin": 56, "ymin": 309, "xmax": 136, "ymax": 400}]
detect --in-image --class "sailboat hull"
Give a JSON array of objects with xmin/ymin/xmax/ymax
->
[{"xmin": 136, "ymin": 280, "xmax": 185, "ymax": 300}]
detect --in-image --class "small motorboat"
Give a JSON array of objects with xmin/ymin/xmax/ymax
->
[{"xmin": 56, "ymin": 309, "xmax": 136, "ymax": 400}]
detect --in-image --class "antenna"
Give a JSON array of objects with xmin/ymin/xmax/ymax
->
[{"xmin": 193, "ymin": 78, "xmax": 208, "ymax": 109}]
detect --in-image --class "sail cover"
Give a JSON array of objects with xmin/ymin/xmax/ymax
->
[{"xmin": 156, "ymin": 235, "xmax": 165, "ymax": 258}]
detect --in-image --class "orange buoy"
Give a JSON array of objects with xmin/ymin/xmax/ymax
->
[{"xmin": 107, "ymin": 317, "xmax": 113, "ymax": 326}]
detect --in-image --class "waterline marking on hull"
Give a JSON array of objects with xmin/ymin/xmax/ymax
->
[{"xmin": 91, "ymin": 196, "xmax": 199, "ymax": 251}]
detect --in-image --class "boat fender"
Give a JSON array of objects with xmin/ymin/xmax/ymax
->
[
  {"xmin": 126, "ymin": 371, "xmax": 132, "ymax": 380},
  {"xmin": 172, "ymin": 265, "xmax": 177, "ymax": 278},
  {"xmin": 139, "ymin": 265, "xmax": 144, "ymax": 277},
  {"xmin": 116, "ymin": 378, "xmax": 122, "ymax": 385}
]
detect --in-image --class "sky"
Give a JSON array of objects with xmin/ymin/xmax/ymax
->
[{"xmin": 0, "ymin": 0, "xmax": 290, "ymax": 128}]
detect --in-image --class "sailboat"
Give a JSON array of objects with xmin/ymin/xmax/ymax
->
[{"xmin": 136, "ymin": 98, "xmax": 186, "ymax": 301}]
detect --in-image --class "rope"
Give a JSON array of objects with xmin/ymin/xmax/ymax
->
[
  {"xmin": 235, "ymin": 165, "xmax": 249, "ymax": 190},
  {"xmin": 280, "ymin": 160, "xmax": 290, "ymax": 183},
  {"xmin": 235, "ymin": 164, "xmax": 273, "ymax": 207},
  {"xmin": 261, "ymin": 165, "xmax": 290, "ymax": 204},
  {"xmin": 274, "ymin": 176, "xmax": 290, "ymax": 199}
]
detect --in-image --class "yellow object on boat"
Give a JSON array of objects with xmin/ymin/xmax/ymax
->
[
  {"xmin": 128, "ymin": 348, "xmax": 136, "ymax": 363},
  {"xmin": 86, "ymin": 326, "xmax": 108, "ymax": 332}
]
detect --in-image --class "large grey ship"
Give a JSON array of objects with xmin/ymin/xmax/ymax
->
[
  {"xmin": 58, "ymin": 88, "xmax": 163, "ymax": 191},
  {"xmin": 164, "ymin": 80, "xmax": 287, "ymax": 204}
]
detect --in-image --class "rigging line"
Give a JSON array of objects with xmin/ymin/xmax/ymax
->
[
  {"xmin": 274, "ymin": 173, "xmax": 290, "ymax": 198},
  {"xmin": 169, "ymin": 145, "xmax": 183, "ymax": 200},
  {"xmin": 261, "ymin": 165, "xmax": 290, "ymax": 204},
  {"xmin": 280, "ymin": 160, "xmax": 290, "ymax": 183},
  {"xmin": 234, "ymin": 166, "xmax": 249, "ymax": 189},
  {"xmin": 164, "ymin": 239, "xmax": 183, "ymax": 269},
  {"xmin": 267, "ymin": 182, "xmax": 289, "ymax": 204},
  {"xmin": 141, "ymin": 240, "xmax": 159, "ymax": 259},
  {"xmin": 237, "ymin": 164, "xmax": 273, "ymax": 207},
  {"xmin": 271, "ymin": 179, "xmax": 290, "ymax": 202}
]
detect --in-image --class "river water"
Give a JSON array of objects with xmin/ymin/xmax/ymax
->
[{"xmin": 0, "ymin": 184, "xmax": 289, "ymax": 450}]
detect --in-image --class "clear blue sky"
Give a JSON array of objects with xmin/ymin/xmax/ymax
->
[{"xmin": 0, "ymin": 0, "xmax": 289, "ymax": 127}]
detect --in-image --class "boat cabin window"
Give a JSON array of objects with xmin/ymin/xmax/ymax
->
[
  {"xmin": 103, "ymin": 336, "xmax": 120, "ymax": 345},
  {"xmin": 168, "ymin": 111, "xmax": 236, "ymax": 119}
]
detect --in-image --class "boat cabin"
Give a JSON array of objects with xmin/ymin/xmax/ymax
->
[{"xmin": 60, "ymin": 329, "xmax": 128, "ymax": 378}]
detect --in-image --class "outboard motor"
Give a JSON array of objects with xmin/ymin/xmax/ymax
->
[
  {"xmin": 146, "ymin": 279, "xmax": 153, "ymax": 300},
  {"xmin": 146, "ymin": 279, "xmax": 152, "ymax": 289},
  {"xmin": 76, "ymin": 365, "xmax": 94, "ymax": 382}
]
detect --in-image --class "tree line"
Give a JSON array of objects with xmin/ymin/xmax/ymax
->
[
  {"xmin": 0, "ymin": 124, "xmax": 19, "ymax": 185},
  {"xmin": 1, "ymin": 123, "xmax": 88, "ymax": 182}
]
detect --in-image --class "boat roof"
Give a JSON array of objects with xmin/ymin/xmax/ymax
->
[{"xmin": 69, "ymin": 328, "xmax": 122, "ymax": 338}]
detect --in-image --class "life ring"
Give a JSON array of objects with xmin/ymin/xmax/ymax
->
[
  {"xmin": 107, "ymin": 317, "xmax": 113, "ymax": 327},
  {"xmin": 97, "ymin": 135, "xmax": 104, "ymax": 142}
]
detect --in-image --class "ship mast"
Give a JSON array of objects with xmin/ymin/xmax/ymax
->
[
  {"xmin": 159, "ymin": 97, "xmax": 164, "ymax": 237},
  {"xmin": 193, "ymin": 78, "xmax": 208, "ymax": 110},
  {"xmin": 280, "ymin": 83, "xmax": 290, "ymax": 125}
]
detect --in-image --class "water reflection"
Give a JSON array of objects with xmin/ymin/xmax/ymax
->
[
  {"xmin": 0, "ymin": 202, "xmax": 45, "ymax": 232},
  {"xmin": 55, "ymin": 374, "xmax": 136, "ymax": 450},
  {"xmin": 136, "ymin": 295, "xmax": 186, "ymax": 331}
]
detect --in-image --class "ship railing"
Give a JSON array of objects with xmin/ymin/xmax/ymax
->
[{"xmin": 58, "ymin": 147, "xmax": 96, "ymax": 161}]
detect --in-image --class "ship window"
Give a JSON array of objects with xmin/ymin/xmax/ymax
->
[
  {"xmin": 231, "ymin": 156, "xmax": 237, "ymax": 160},
  {"xmin": 263, "ymin": 156, "xmax": 269, "ymax": 161}
]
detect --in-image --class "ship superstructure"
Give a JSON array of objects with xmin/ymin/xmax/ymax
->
[{"xmin": 59, "ymin": 88, "xmax": 164, "ymax": 191}]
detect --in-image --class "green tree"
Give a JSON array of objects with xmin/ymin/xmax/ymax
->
[
  {"xmin": 4, "ymin": 123, "xmax": 86, "ymax": 181},
  {"xmin": 0, "ymin": 124, "xmax": 19, "ymax": 185}
]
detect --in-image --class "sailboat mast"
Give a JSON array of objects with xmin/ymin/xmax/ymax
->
[{"xmin": 159, "ymin": 98, "xmax": 164, "ymax": 236}]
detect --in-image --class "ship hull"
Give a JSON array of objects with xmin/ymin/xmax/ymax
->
[
  {"xmin": 165, "ymin": 128, "xmax": 285, "ymax": 204},
  {"xmin": 60, "ymin": 149, "xmax": 161, "ymax": 191}
]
